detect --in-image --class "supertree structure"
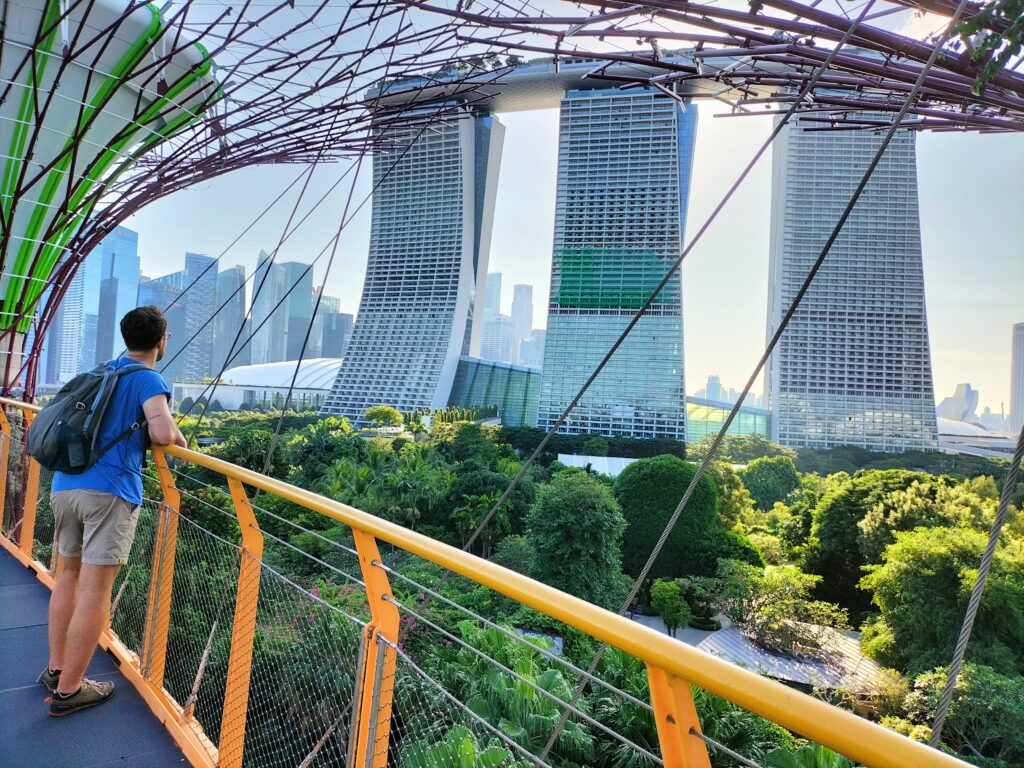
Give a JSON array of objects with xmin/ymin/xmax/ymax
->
[
  {"xmin": 399, "ymin": 0, "xmax": 1024, "ymax": 132},
  {"xmin": 0, "ymin": 0, "xmax": 507, "ymax": 395}
]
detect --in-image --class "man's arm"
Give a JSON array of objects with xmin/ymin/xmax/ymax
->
[{"xmin": 143, "ymin": 394, "xmax": 188, "ymax": 448}]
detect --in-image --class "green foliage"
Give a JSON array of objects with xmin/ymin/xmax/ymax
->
[
  {"xmin": 428, "ymin": 623, "xmax": 596, "ymax": 766},
  {"xmin": 692, "ymin": 688, "xmax": 799, "ymax": 765},
  {"xmin": 498, "ymin": 426, "xmax": 685, "ymax": 463},
  {"xmin": 613, "ymin": 455, "xmax": 722, "ymax": 579},
  {"xmin": 526, "ymin": 471, "xmax": 626, "ymax": 609},
  {"xmin": 364, "ymin": 404, "xmax": 404, "ymax": 427},
  {"xmin": 491, "ymin": 535, "xmax": 533, "ymax": 575},
  {"xmin": 958, "ymin": 0, "xmax": 1024, "ymax": 91},
  {"xmin": 713, "ymin": 560, "xmax": 848, "ymax": 656},
  {"xmin": 581, "ymin": 436, "xmax": 610, "ymax": 456},
  {"xmin": 805, "ymin": 470, "xmax": 937, "ymax": 621},
  {"xmin": 689, "ymin": 434, "xmax": 796, "ymax": 465},
  {"xmin": 764, "ymin": 745, "xmax": 854, "ymax": 768},
  {"xmin": 741, "ymin": 456, "xmax": 801, "ymax": 512},
  {"xmin": 709, "ymin": 461, "xmax": 755, "ymax": 529},
  {"xmin": 650, "ymin": 579, "xmax": 691, "ymax": 637},
  {"xmin": 860, "ymin": 527, "xmax": 1024, "ymax": 676},
  {"xmin": 400, "ymin": 726, "xmax": 530, "ymax": 768},
  {"xmin": 891, "ymin": 664, "xmax": 1024, "ymax": 765}
]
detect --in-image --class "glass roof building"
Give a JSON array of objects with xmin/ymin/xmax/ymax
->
[
  {"xmin": 537, "ymin": 90, "xmax": 697, "ymax": 440},
  {"xmin": 765, "ymin": 115, "xmax": 938, "ymax": 451}
]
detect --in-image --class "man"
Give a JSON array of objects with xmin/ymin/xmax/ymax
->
[{"xmin": 41, "ymin": 306, "xmax": 187, "ymax": 717}]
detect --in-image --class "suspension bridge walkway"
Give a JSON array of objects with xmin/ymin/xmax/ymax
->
[{"xmin": 0, "ymin": 397, "xmax": 969, "ymax": 768}]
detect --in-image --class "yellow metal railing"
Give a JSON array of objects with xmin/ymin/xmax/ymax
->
[{"xmin": 0, "ymin": 397, "xmax": 969, "ymax": 768}]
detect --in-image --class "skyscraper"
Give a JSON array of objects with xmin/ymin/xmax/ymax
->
[
  {"xmin": 764, "ymin": 116, "xmax": 938, "ymax": 451},
  {"xmin": 140, "ymin": 277, "xmax": 185, "ymax": 388},
  {"xmin": 484, "ymin": 273, "xmax": 502, "ymax": 318},
  {"xmin": 481, "ymin": 314, "xmax": 515, "ymax": 364},
  {"xmin": 40, "ymin": 227, "xmax": 140, "ymax": 382},
  {"xmin": 214, "ymin": 266, "xmax": 249, "ymax": 373},
  {"xmin": 511, "ymin": 284, "xmax": 533, "ymax": 364},
  {"xmin": 322, "ymin": 312, "xmax": 354, "ymax": 358},
  {"xmin": 705, "ymin": 375, "xmax": 722, "ymax": 403},
  {"xmin": 321, "ymin": 109, "xmax": 504, "ymax": 418},
  {"xmin": 182, "ymin": 253, "xmax": 217, "ymax": 381},
  {"xmin": 92, "ymin": 227, "xmax": 140, "ymax": 363},
  {"xmin": 1011, "ymin": 322, "xmax": 1024, "ymax": 433},
  {"xmin": 250, "ymin": 253, "xmax": 287, "ymax": 364},
  {"xmin": 310, "ymin": 290, "xmax": 342, "ymax": 357},
  {"xmin": 281, "ymin": 262, "xmax": 313, "ymax": 360},
  {"xmin": 537, "ymin": 90, "xmax": 697, "ymax": 440}
]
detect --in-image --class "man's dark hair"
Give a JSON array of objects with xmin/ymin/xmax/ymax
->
[{"xmin": 120, "ymin": 306, "xmax": 167, "ymax": 351}]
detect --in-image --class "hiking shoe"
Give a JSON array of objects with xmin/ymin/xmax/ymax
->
[
  {"xmin": 49, "ymin": 678, "xmax": 115, "ymax": 717},
  {"xmin": 38, "ymin": 667, "xmax": 60, "ymax": 692}
]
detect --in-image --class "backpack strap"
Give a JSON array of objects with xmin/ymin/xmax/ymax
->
[{"xmin": 91, "ymin": 364, "xmax": 154, "ymax": 459}]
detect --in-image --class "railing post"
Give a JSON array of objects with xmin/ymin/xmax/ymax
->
[
  {"xmin": 20, "ymin": 410, "xmax": 39, "ymax": 559},
  {"xmin": 351, "ymin": 529, "xmax": 400, "ymax": 768},
  {"xmin": 646, "ymin": 665, "xmax": 712, "ymax": 768},
  {"xmin": 218, "ymin": 477, "xmax": 264, "ymax": 768},
  {"xmin": 0, "ymin": 406, "xmax": 10, "ymax": 540},
  {"xmin": 141, "ymin": 449, "xmax": 181, "ymax": 688}
]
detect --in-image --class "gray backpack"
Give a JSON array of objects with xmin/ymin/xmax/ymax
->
[{"xmin": 27, "ymin": 363, "xmax": 147, "ymax": 473}]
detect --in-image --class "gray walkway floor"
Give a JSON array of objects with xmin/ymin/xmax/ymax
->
[{"xmin": 0, "ymin": 547, "xmax": 188, "ymax": 767}]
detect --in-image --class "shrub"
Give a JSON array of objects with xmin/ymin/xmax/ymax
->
[
  {"xmin": 741, "ymin": 455, "xmax": 801, "ymax": 511},
  {"xmin": 613, "ymin": 455, "xmax": 721, "ymax": 579}
]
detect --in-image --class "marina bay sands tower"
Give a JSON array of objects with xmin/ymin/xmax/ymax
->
[{"xmin": 322, "ymin": 58, "xmax": 697, "ymax": 436}]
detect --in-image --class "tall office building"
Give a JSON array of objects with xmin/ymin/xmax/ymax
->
[
  {"xmin": 281, "ymin": 262, "xmax": 314, "ymax": 360},
  {"xmin": 41, "ymin": 227, "xmax": 140, "ymax": 382},
  {"xmin": 214, "ymin": 266, "xmax": 249, "ymax": 373},
  {"xmin": 1011, "ymin": 322, "xmax": 1024, "ymax": 433},
  {"xmin": 182, "ymin": 253, "xmax": 217, "ymax": 381},
  {"xmin": 481, "ymin": 314, "xmax": 515, "ymax": 364},
  {"xmin": 705, "ymin": 375, "xmax": 722, "ymax": 403},
  {"xmin": 140, "ymin": 277, "xmax": 185, "ymax": 388},
  {"xmin": 484, "ymin": 273, "xmax": 502, "ymax": 318},
  {"xmin": 45, "ymin": 272, "xmax": 85, "ymax": 384},
  {"xmin": 537, "ymin": 90, "xmax": 697, "ymax": 440},
  {"xmin": 321, "ymin": 109, "xmax": 504, "ymax": 418},
  {"xmin": 322, "ymin": 312, "xmax": 354, "ymax": 358},
  {"xmin": 310, "ymin": 291, "xmax": 342, "ymax": 357},
  {"xmin": 511, "ymin": 284, "xmax": 533, "ymax": 364},
  {"xmin": 764, "ymin": 116, "xmax": 938, "ymax": 451},
  {"xmin": 250, "ymin": 253, "xmax": 287, "ymax": 364},
  {"xmin": 520, "ymin": 330, "xmax": 545, "ymax": 369}
]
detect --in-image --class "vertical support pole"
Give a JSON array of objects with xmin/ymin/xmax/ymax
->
[
  {"xmin": 20, "ymin": 410, "xmax": 39, "ymax": 558},
  {"xmin": 0, "ymin": 406, "xmax": 10, "ymax": 540},
  {"xmin": 351, "ymin": 529, "xmax": 400, "ymax": 768},
  {"xmin": 218, "ymin": 476, "xmax": 263, "ymax": 768},
  {"xmin": 141, "ymin": 449, "xmax": 181, "ymax": 688},
  {"xmin": 646, "ymin": 665, "xmax": 712, "ymax": 768}
]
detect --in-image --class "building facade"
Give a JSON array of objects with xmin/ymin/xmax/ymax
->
[
  {"xmin": 481, "ymin": 313, "xmax": 515, "ymax": 364},
  {"xmin": 537, "ymin": 90, "xmax": 697, "ymax": 440},
  {"xmin": 765, "ymin": 116, "xmax": 938, "ymax": 451},
  {"xmin": 250, "ymin": 253, "xmax": 287, "ymax": 365},
  {"xmin": 1012, "ymin": 322, "xmax": 1024, "ymax": 433},
  {"xmin": 181, "ymin": 253, "xmax": 217, "ymax": 382},
  {"xmin": 321, "ymin": 109, "xmax": 505, "ymax": 420},
  {"xmin": 448, "ymin": 356, "xmax": 540, "ymax": 427},
  {"xmin": 214, "ymin": 265, "xmax": 249, "ymax": 373},
  {"xmin": 511, "ymin": 283, "xmax": 533, "ymax": 364},
  {"xmin": 282, "ymin": 262, "xmax": 313, "ymax": 360}
]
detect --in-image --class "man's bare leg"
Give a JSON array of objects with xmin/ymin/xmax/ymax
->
[
  {"xmin": 56, "ymin": 563, "xmax": 119, "ymax": 694},
  {"xmin": 47, "ymin": 556, "xmax": 82, "ymax": 671}
]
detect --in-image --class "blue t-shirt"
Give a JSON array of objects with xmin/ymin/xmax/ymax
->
[{"xmin": 52, "ymin": 358, "xmax": 171, "ymax": 506}]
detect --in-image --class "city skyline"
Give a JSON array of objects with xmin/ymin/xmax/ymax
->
[{"xmin": 122, "ymin": 101, "xmax": 1023, "ymax": 417}]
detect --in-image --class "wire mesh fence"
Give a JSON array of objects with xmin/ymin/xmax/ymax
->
[
  {"xmin": 239, "ymin": 561, "xmax": 366, "ymax": 767},
  {"xmin": 32, "ymin": 466, "xmax": 56, "ymax": 569},
  {"xmin": 1, "ymin": 407, "xmax": 27, "ymax": 542},
  {"xmin": 107, "ymin": 497, "xmax": 159, "ymax": 655}
]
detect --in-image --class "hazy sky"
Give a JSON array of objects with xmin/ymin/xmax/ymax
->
[{"xmin": 125, "ymin": 96, "xmax": 1023, "ymax": 415}]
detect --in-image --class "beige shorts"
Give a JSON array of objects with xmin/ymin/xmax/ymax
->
[{"xmin": 51, "ymin": 490, "xmax": 141, "ymax": 566}]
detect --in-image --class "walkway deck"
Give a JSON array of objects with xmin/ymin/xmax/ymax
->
[{"xmin": 0, "ymin": 548, "xmax": 188, "ymax": 767}]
